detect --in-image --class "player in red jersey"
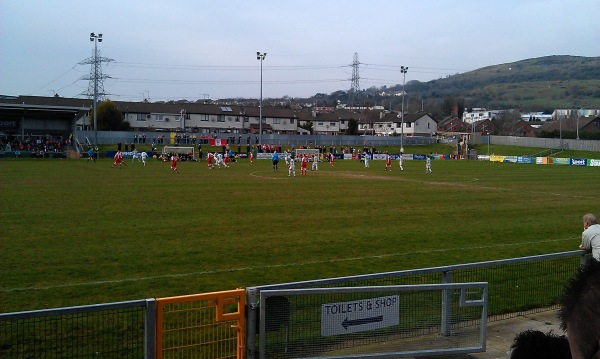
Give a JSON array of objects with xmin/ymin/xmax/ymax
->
[
  {"xmin": 207, "ymin": 152, "xmax": 214, "ymax": 169},
  {"xmin": 301, "ymin": 154, "xmax": 308, "ymax": 175},
  {"xmin": 170, "ymin": 154, "xmax": 179, "ymax": 173},
  {"xmin": 385, "ymin": 151, "xmax": 392, "ymax": 171},
  {"xmin": 249, "ymin": 152, "xmax": 254, "ymax": 166},
  {"xmin": 112, "ymin": 150, "xmax": 123, "ymax": 169}
]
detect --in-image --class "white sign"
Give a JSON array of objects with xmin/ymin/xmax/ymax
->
[{"xmin": 321, "ymin": 295, "xmax": 399, "ymax": 336}]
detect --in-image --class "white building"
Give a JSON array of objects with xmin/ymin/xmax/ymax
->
[{"xmin": 462, "ymin": 108, "xmax": 504, "ymax": 124}]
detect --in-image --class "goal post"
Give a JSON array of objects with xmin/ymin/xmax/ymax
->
[
  {"xmin": 295, "ymin": 148, "xmax": 320, "ymax": 161},
  {"xmin": 163, "ymin": 146, "xmax": 195, "ymax": 160}
]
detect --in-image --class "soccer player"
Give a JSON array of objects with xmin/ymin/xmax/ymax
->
[
  {"xmin": 426, "ymin": 153, "xmax": 432, "ymax": 174},
  {"xmin": 87, "ymin": 147, "xmax": 96, "ymax": 162},
  {"xmin": 216, "ymin": 153, "xmax": 225, "ymax": 169},
  {"xmin": 329, "ymin": 152, "xmax": 334, "ymax": 166},
  {"xmin": 224, "ymin": 152, "xmax": 230, "ymax": 168},
  {"xmin": 131, "ymin": 149, "xmax": 139, "ymax": 163},
  {"xmin": 398, "ymin": 152, "xmax": 404, "ymax": 171},
  {"xmin": 312, "ymin": 153, "xmax": 319, "ymax": 171},
  {"xmin": 284, "ymin": 150, "xmax": 290, "ymax": 166},
  {"xmin": 112, "ymin": 150, "xmax": 123, "ymax": 168},
  {"xmin": 364, "ymin": 152, "xmax": 369, "ymax": 168},
  {"xmin": 170, "ymin": 154, "xmax": 179, "ymax": 173},
  {"xmin": 300, "ymin": 154, "xmax": 308, "ymax": 175},
  {"xmin": 249, "ymin": 151, "xmax": 254, "ymax": 166},
  {"xmin": 207, "ymin": 152, "xmax": 214, "ymax": 169},
  {"xmin": 288, "ymin": 155, "xmax": 296, "ymax": 177},
  {"xmin": 385, "ymin": 152, "xmax": 392, "ymax": 171},
  {"xmin": 141, "ymin": 151, "xmax": 148, "ymax": 166}
]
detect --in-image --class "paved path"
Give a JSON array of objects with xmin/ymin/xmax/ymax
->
[{"xmin": 418, "ymin": 309, "xmax": 563, "ymax": 359}]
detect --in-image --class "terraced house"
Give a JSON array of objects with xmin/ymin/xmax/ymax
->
[{"xmin": 0, "ymin": 95, "xmax": 440, "ymax": 138}]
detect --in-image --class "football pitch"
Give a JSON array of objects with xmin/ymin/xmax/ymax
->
[{"xmin": 1, "ymin": 154, "xmax": 598, "ymax": 313}]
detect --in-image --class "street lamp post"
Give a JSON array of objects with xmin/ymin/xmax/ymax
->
[
  {"xmin": 577, "ymin": 108, "xmax": 582, "ymax": 140},
  {"xmin": 400, "ymin": 66, "xmax": 408, "ymax": 152},
  {"xmin": 483, "ymin": 125, "xmax": 490, "ymax": 156},
  {"xmin": 559, "ymin": 116, "xmax": 562, "ymax": 148},
  {"xmin": 256, "ymin": 52, "xmax": 267, "ymax": 146},
  {"xmin": 90, "ymin": 32, "xmax": 102, "ymax": 146}
]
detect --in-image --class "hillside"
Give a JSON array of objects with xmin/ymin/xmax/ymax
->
[
  {"xmin": 314, "ymin": 55, "xmax": 600, "ymax": 116},
  {"xmin": 404, "ymin": 55, "xmax": 600, "ymax": 111}
]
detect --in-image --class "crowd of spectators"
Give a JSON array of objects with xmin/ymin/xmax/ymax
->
[{"xmin": 0, "ymin": 134, "xmax": 71, "ymax": 157}]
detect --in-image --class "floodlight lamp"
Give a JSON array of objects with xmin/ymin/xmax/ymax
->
[{"xmin": 90, "ymin": 32, "xmax": 95, "ymax": 37}]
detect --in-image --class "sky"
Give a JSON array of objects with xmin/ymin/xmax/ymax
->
[{"xmin": 1, "ymin": 0, "xmax": 598, "ymax": 102}]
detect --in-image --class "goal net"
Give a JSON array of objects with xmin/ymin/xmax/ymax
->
[
  {"xmin": 295, "ymin": 148, "xmax": 320, "ymax": 161},
  {"xmin": 163, "ymin": 146, "xmax": 195, "ymax": 161}
]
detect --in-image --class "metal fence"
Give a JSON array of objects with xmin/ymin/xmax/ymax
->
[
  {"xmin": 76, "ymin": 131, "xmax": 436, "ymax": 148},
  {"xmin": 0, "ymin": 251, "xmax": 588, "ymax": 359},
  {"xmin": 258, "ymin": 283, "xmax": 488, "ymax": 359},
  {"xmin": 155, "ymin": 289, "xmax": 245, "ymax": 359},
  {"xmin": 0, "ymin": 299, "xmax": 154, "ymax": 358},
  {"xmin": 246, "ymin": 250, "xmax": 587, "ymax": 358},
  {"xmin": 490, "ymin": 135, "xmax": 600, "ymax": 152}
]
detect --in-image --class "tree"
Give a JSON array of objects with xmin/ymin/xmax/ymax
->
[
  {"xmin": 345, "ymin": 119, "xmax": 358, "ymax": 135},
  {"xmin": 299, "ymin": 120, "xmax": 314, "ymax": 134},
  {"xmin": 441, "ymin": 97, "xmax": 454, "ymax": 116},
  {"xmin": 96, "ymin": 99, "xmax": 130, "ymax": 131}
]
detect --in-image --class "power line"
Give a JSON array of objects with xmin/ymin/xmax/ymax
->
[
  {"xmin": 111, "ymin": 61, "xmax": 348, "ymax": 71},
  {"xmin": 111, "ymin": 77, "xmax": 348, "ymax": 85},
  {"xmin": 31, "ymin": 64, "xmax": 79, "ymax": 94}
]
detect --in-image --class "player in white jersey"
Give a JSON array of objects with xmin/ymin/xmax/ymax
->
[
  {"xmin": 312, "ymin": 153, "xmax": 319, "ymax": 171},
  {"xmin": 141, "ymin": 151, "xmax": 148, "ymax": 166},
  {"xmin": 284, "ymin": 150, "xmax": 291, "ymax": 166},
  {"xmin": 216, "ymin": 153, "xmax": 225, "ymax": 169},
  {"xmin": 288, "ymin": 156, "xmax": 296, "ymax": 177},
  {"xmin": 131, "ymin": 150, "xmax": 140, "ymax": 163},
  {"xmin": 364, "ymin": 152, "xmax": 370, "ymax": 168},
  {"xmin": 426, "ymin": 154, "xmax": 432, "ymax": 174},
  {"xmin": 398, "ymin": 152, "xmax": 404, "ymax": 171}
]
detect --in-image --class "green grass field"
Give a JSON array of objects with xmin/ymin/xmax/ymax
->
[{"xmin": 1, "ymin": 145, "xmax": 599, "ymax": 313}]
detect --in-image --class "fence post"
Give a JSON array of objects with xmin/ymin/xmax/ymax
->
[
  {"xmin": 441, "ymin": 270, "xmax": 453, "ymax": 336},
  {"xmin": 581, "ymin": 250, "xmax": 591, "ymax": 267},
  {"xmin": 246, "ymin": 288, "xmax": 259, "ymax": 359},
  {"xmin": 145, "ymin": 299, "xmax": 156, "ymax": 359}
]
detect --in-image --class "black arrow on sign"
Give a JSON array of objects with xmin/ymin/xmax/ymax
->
[{"xmin": 342, "ymin": 315, "xmax": 384, "ymax": 330}]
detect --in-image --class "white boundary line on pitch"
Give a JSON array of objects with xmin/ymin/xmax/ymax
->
[{"xmin": 2, "ymin": 237, "xmax": 577, "ymax": 293}]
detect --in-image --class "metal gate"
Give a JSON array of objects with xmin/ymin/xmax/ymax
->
[
  {"xmin": 155, "ymin": 289, "xmax": 245, "ymax": 359},
  {"xmin": 254, "ymin": 283, "xmax": 487, "ymax": 359}
]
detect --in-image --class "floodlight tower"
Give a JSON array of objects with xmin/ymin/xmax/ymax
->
[
  {"xmin": 400, "ymin": 66, "xmax": 408, "ymax": 152},
  {"xmin": 257, "ymin": 52, "xmax": 267, "ymax": 146}
]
